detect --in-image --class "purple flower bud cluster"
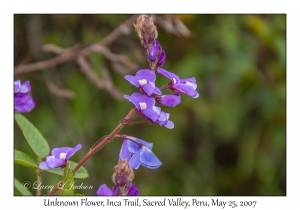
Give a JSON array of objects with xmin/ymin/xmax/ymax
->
[
  {"xmin": 147, "ymin": 39, "xmax": 166, "ymax": 68},
  {"xmin": 14, "ymin": 80, "xmax": 35, "ymax": 113}
]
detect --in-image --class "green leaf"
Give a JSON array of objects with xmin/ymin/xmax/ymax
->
[
  {"xmin": 60, "ymin": 162, "xmax": 74, "ymax": 196},
  {"xmin": 14, "ymin": 114, "xmax": 50, "ymax": 158},
  {"xmin": 14, "ymin": 178, "xmax": 32, "ymax": 195},
  {"xmin": 14, "ymin": 150, "xmax": 38, "ymax": 169},
  {"xmin": 45, "ymin": 161, "xmax": 89, "ymax": 179}
]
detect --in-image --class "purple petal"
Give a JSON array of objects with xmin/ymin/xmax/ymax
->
[
  {"xmin": 142, "ymin": 84, "xmax": 155, "ymax": 96},
  {"xmin": 119, "ymin": 140, "xmax": 132, "ymax": 161},
  {"xmin": 133, "ymin": 139, "xmax": 153, "ymax": 150},
  {"xmin": 19, "ymin": 81, "xmax": 31, "ymax": 93},
  {"xmin": 135, "ymin": 69, "xmax": 156, "ymax": 82},
  {"xmin": 127, "ymin": 183, "xmax": 139, "ymax": 196},
  {"xmin": 14, "ymin": 80, "xmax": 21, "ymax": 93},
  {"xmin": 129, "ymin": 149, "xmax": 141, "ymax": 169},
  {"xmin": 154, "ymin": 87, "xmax": 162, "ymax": 95},
  {"xmin": 14, "ymin": 97, "xmax": 35, "ymax": 113},
  {"xmin": 38, "ymin": 162, "xmax": 49, "ymax": 170},
  {"xmin": 158, "ymin": 111, "xmax": 168, "ymax": 122},
  {"xmin": 124, "ymin": 75, "xmax": 140, "ymax": 88},
  {"xmin": 139, "ymin": 146, "xmax": 162, "ymax": 169},
  {"xmin": 46, "ymin": 157, "xmax": 65, "ymax": 168},
  {"xmin": 124, "ymin": 95, "xmax": 141, "ymax": 111},
  {"xmin": 148, "ymin": 41, "xmax": 158, "ymax": 61},
  {"xmin": 157, "ymin": 51, "xmax": 166, "ymax": 67},
  {"xmin": 180, "ymin": 77, "xmax": 196, "ymax": 84},
  {"xmin": 52, "ymin": 147, "xmax": 73, "ymax": 159},
  {"xmin": 172, "ymin": 84, "xmax": 199, "ymax": 98},
  {"xmin": 141, "ymin": 109, "xmax": 159, "ymax": 122},
  {"xmin": 164, "ymin": 120, "xmax": 174, "ymax": 129},
  {"xmin": 131, "ymin": 93, "xmax": 155, "ymax": 109},
  {"xmin": 97, "ymin": 184, "xmax": 113, "ymax": 196},
  {"xmin": 65, "ymin": 144, "xmax": 82, "ymax": 160},
  {"xmin": 152, "ymin": 106, "xmax": 161, "ymax": 116},
  {"xmin": 127, "ymin": 140, "xmax": 139, "ymax": 154},
  {"xmin": 155, "ymin": 94, "xmax": 181, "ymax": 107},
  {"xmin": 14, "ymin": 94, "xmax": 31, "ymax": 105},
  {"xmin": 157, "ymin": 68, "xmax": 180, "ymax": 84}
]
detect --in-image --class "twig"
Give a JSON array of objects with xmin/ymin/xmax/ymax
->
[
  {"xmin": 45, "ymin": 79, "xmax": 75, "ymax": 99},
  {"xmin": 76, "ymin": 55, "xmax": 123, "ymax": 100},
  {"xmin": 14, "ymin": 15, "xmax": 138, "ymax": 75}
]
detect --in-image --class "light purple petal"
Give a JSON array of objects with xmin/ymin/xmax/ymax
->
[
  {"xmin": 52, "ymin": 147, "xmax": 73, "ymax": 158},
  {"xmin": 14, "ymin": 80, "xmax": 21, "ymax": 93},
  {"xmin": 132, "ymin": 138, "xmax": 153, "ymax": 150},
  {"xmin": 142, "ymin": 83, "xmax": 155, "ymax": 96},
  {"xmin": 97, "ymin": 184, "xmax": 113, "ymax": 196},
  {"xmin": 38, "ymin": 162, "xmax": 49, "ymax": 170},
  {"xmin": 19, "ymin": 81, "xmax": 31, "ymax": 93},
  {"xmin": 164, "ymin": 120, "xmax": 174, "ymax": 129},
  {"xmin": 135, "ymin": 69, "xmax": 156, "ymax": 82},
  {"xmin": 65, "ymin": 144, "xmax": 82, "ymax": 160},
  {"xmin": 127, "ymin": 140, "xmax": 139, "ymax": 154},
  {"xmin": 180, "ymin": 77, "xmax": 196, "ymax": 83},
  {"xmin": 119, "ymin": 140, "xmax": 132, "ymax": 161},
  {"xmin": 124, "ymin": 75, "xmax": 140, "ymax": 88},
  {"xmin": 47, "ymin": 158, "xmax": 65, "ymax": 168},
  {"xmin": 157, "ymin": 68, "xmax": 180, "ymax": 84},
  {"xmin": 141, "ymin": 109, "xmax": 159, "ymax": 122},
  {"xmin": 124, "ymin": 95, "xmax": 141, "ymax": 111},
  {"xmin": 139, "ymin": 146, "xmax": 162, "ymax": 169},
  {"xmin": 158, "ymin": 111, "xmax": 168, "ymax": 122},
  {"xmin": 131, "ymin": 93, "xmax": 155, "ymax": 109},
  {"xmin": 129, "ymin": 149, "xmax": 141, "ymax": 169},
  {"xmin": 154, "ymin": 87, "xmax": 162, "ymax": 95},
  {"xmin": 172, "ymin": 84, "xmax": 199, "ymax": 98}
]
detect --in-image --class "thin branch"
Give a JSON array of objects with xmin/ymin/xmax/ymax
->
[
  {"xmin": 45, "ymin": 79, "xmax": 75, "ymax": 99},
  {"xmin": 14, "ymin": 15, "xmax": 138, "ymax": 75},
  {"xmin": 76, "ymin": 55, "xmax": 123, "ymax": 100}
]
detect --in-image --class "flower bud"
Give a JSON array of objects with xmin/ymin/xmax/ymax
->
[
  {"xmin": 155, "ymin": 93, "xmax": 181, "ymax": 107},
  {"xmin": 157, "ymin": 50, "xmax": 166, "ymax": 67}
]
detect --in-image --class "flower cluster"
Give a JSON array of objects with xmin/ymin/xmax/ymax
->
[{"xmin": 14, "ymin": 80, "xmax": 35, "ymax": 113}]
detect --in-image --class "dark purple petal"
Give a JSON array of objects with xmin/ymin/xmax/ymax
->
[
  {"xmin": 172, "ymin": 84, "xmax": 199, "ymax": 98},
  {"xmin": 157, "ymin": 68, "xmax": 180, "ymax": 84},
  {"xmin": 14, "ymin": 94, "xmax": 31, "ymax": 105},
  {"xmin": 38, "ymin": 162, "xmax": 49, "ymax": 170},
  {"xmin": 129, "ymin": 149, "xmax": 141, "ymax": 169},
  {"xmin": 148, "ymin": 41, "xmax": 158, "ymax": 61},
  {"xmin": 119, "ymin": 140, "xmax": 132, "ymax": 161},
  {"xmin": 135, "ymin": 69, "xmax": 156, "ymax": 82},
  {"xmin": 131, "ymin": 92, "xmax": 155, "ymax": 109},
  {"xmin": 65, "ymin": 144, "xmax": 82, "ymax": 160},
  {"xmin": 139, "ymin": 146, "xmax": 162, "ymax": 169},
  {"xmin": 124, "ymin": 75, "xmax": 140, "ymax": 88},
  {"xmin": 141, "ymin": 109, "xmax": 159, "ymax": 122},
  {"xmin": 155, "ymin": 94, "xmax": 181, "ymax": 107},
  {"xmin": 97, "ymin": 184, "xmax": 113, "ymax": 196},
  {"xmin": 127, "ymin": 183, "xmax": 139, "ymax": 196},
  {"xmin": 157, "ymin": 51, "xmax": 166, "ymax": 67},
  {"xmin": 142, "ymin": 83, "xmax": 155, "ymax": 96},
  {"xmin": 124, "ymin": 95, "xmax": 141, "ymax": 111},
  {"xmin": 46, "ymin": 157, "xmax": 65, "ymax": 168}
]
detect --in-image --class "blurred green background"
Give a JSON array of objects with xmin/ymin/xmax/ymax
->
[{"xmin": 14, "ymin": 14, "xmax": 286, "ymax": 196}]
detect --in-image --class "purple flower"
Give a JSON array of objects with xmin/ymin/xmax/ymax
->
[
  {"xmin": 157, "ymin": 68, "xmax": 199, "ymax": 98},
  {"xmin": 39, "ymin": 144, "xmax": 82, "ymax": 170},
  {"xmin": 156, "ymin": 111, "xmax": 174, "ymax": 129},
  {"xmin": 124, "ymin": 69, "xmax": 162, "ymax": 96},
  {"xmin": 14, "ymin": 80, "xmax": 35, "ymax": 113},
  {"xmin": 119, "ymin": 136, "xmax": 162, "ymax": 170},
  {"xmin": 155, "ymin": 93, "xmax": 181, "ymax": 107},
  {"xmin": 124, "ymin": 92, "xmax": 161, "ymax": 122},
  {"xmin": 157, "ymin": 50, "xmax": 166, "ymax": 67},
  {"xmin": 97, "ymin": 183, "xmax": 139, "ymax": 196}
]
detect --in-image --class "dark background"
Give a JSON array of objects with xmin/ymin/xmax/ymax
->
[{"xmin": 14, "ymin": 14, "xmax": 286, "ymax": 195}]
